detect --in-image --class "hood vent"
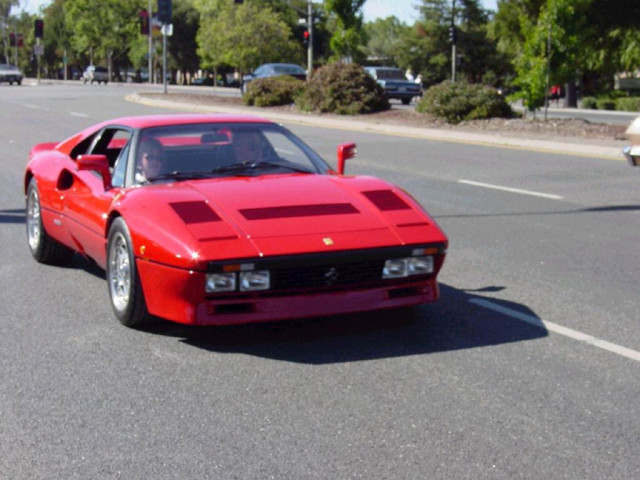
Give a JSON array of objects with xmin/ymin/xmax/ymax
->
[
  {"xmin": 362, "ymin": 190, "xmax": 411, "ymax": 211},
  {"xmin": 240, "ymin": 203, "xmax": 359, "ymax": 220},
  {"xmin": 171, "ymin": 201, "xmax": 221, "ymax": 224}
]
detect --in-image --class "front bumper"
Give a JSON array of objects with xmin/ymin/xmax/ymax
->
[{"xmin": 137, "ymin": 254, "xmax": 443, "ymax": 326}]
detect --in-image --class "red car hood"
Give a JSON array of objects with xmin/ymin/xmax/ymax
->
[{"xmin": 137, "ymin": 174, "xmax": 446, "ymax": 261}]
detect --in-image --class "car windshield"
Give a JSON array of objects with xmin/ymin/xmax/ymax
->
[
  {"xmin": 134, "ymin": 122, "xmax": 330, "ymax": 184},
  {"xmin": 376, "ymin": 69, "xmax": 406, "ymax": 80}
]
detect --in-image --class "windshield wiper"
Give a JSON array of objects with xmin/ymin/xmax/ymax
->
[
  {"xmin": 145, "ymin": 171, "xmax": 214, "ymax": 182},
  {"xmin": 210, "ymin": 161, "xmax": 313, "ymax": 175}
]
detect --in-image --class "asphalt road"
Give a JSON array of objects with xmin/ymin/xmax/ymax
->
[{"xmin": 1, "ymin": 83, "xmax": 639, "ymax": 479}]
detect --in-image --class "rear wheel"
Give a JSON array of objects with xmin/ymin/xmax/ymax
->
[
  {"xmin": 106, "ymin": 217, "xmax": 152, "ymax": 328},
  {"xmin": 26, "ymin": 178, "xmax": 75, "ymax": 265},
  {"xmin": 401, "ymin": 98, "xmax": 411, "ymax": 105}
]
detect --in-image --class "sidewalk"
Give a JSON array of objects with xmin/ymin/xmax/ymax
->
[{"xmin": 126, "ymin": 91, "xmax": 628, "ymax": 161}]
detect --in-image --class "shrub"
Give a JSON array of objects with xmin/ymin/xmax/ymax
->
[
  {"xmin": 296, "ymin": 62, "xmax": 389, "ymax": 115},
  {"xmin": 615, "ymin": 97, "xmax": 640, "ymax": 112},
  {"xmin": 416, "ymin": 81, "xmax": 512, "ymax": 123},
  {"xmin": 243, "ymin": 76, "xmax": 305, "ymax": 107},
  {"xmin": 596, "ymin": 98, "xmax": 616, "ymax": 111},
  {"xmin": 581, "ymin": 97, "xmax": 598, "ymax": 109}
]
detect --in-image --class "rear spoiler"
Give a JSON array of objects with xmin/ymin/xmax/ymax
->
[{"xmin": 28, "ymin": 142, "xmax": 59, "ymax": 160}]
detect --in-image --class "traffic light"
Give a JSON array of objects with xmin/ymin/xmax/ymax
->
[
  {"xmin": 140, "ymin": 10, "xmax": 150, "ymax": 35},
  {"xmin": 9, "ymin": 33, "xmax": 15, "ymax": 47},
  {"xmin": 34, "ymin": 19, "xmax": 44, "ymax": 38},
  {"xmin": 303, "ymin": 29, "xmax": 309, "ymax": 47},
  {"xmin": 157, "ymin": 0, "xmax": 172, "ymax": 24},
  {"xmin": 448, "ymin": 26, "xmax": 457, "ymax": 45}
]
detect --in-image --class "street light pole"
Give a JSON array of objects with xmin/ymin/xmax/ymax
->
[
  {"xmin": 451, "ymin": 0, "xmax": 456, "ymax": 83},
  {"xmin": 148, "ymin": 0, "xmax": 153, "ymax": 83},
  {"xmin": 307, "ymin": 0, "xmax": 313, "ymax": 74}
]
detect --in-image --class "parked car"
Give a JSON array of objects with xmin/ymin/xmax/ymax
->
[
  {"xmin": 623, "ymin": 116, "xmax": 640, "ymax": 166},
  {"xmin": 24, "ymin": 114, "xmax": 448, "ymax": 328},
  {"xmin": 0, "ymin": 63, "xmax": 23, "ymax": 85},
  {"xmin": 364, "ymin": 66, "xmax": 422, "ymax": 105},
  {"xmin": 82, "ymin": 66, "xmax": 109, "ymax": 84},
  {"xmin": 241, "ymin": 63, "xmax": 306, "ymax": 93}
]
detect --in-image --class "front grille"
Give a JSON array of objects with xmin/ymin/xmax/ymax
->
[
  {"xmin": 271, "ymin": 259, "xmax": 385, "ymax": 291},
  {"xmin": 208, "ymin": 244, "xmax": 445, "ymax": 296}
]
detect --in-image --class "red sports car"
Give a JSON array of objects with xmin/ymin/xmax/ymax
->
[{"xmin": 24, "ymin": 114, "xmax": 447, "ymax": 328}]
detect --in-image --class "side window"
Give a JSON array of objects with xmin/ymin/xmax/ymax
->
[{"xmin": 111, "ymin": 142, "xmax": 130, "ymax": 188}]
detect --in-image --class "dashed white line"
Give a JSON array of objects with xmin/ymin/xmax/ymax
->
[
  {"xmin": 469, "ymin": 298, "xmax": 640, "ymax": 362},
  {"xmin": 458, "ymin": 179, "xmax": 564, "ymax": 200},
  {"xmin": 70, "ymin": 112, "xmax": 89, "ymax": 118}
]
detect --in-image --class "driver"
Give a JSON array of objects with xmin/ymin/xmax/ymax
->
[
  {"xmin": 135, "ymin": 138, "xmax": 166, "ymax": 183},
  {"xmin": 230, "ymin": 130, "xmax": 267, "ymax": 164}
]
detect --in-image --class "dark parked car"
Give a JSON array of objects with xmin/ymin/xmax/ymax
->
[
  {"xmin": 364, "ymin": 66, "xmax": 422, "ymax": 105},
  {"xmin": 241, "ymin": 63, "xmax": 306, "ymax": 93},
  {"xmin": 0, "ymin": 63, "xmax": 23, "ymax": 85}
]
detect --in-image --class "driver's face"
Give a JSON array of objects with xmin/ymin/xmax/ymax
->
[
  {"xmin": 141, "ymin": 149, "xmax": 163, "ymax": 177},
  {"xmin": 232, "ymin": 132, "xmax": 262, "ymax": 162}
]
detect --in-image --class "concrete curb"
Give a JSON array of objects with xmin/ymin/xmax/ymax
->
[{"xmin": 126, "ymin": 92, "xmax": 626, "ymax": 161}]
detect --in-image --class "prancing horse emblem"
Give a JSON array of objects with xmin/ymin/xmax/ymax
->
[{"xmin": 324, "ymin": 267, "xmax": 339, "ymax": 285}]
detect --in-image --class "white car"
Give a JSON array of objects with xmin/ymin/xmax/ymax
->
[
  {"xmin": 0, "ymin": 63, "xmax": 23, "ymax": 85},
  {"xmin": 623, "ymin": 116, "xmax": 640, "ymax": 166},
  {"xmin": 82, "ymin": 66, "xmax": 109, "ymax": 84}
]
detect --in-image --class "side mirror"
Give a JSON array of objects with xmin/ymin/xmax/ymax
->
[
  {"xmin": 337, "ymin": 142, "xmax": 357, "ymax": 175},
  {"xmin": 77, "ymin": 154, "xmax": 112, "ymax": 189}
]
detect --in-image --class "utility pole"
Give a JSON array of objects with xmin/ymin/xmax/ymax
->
[
  {"xmin": 148, "ymin": 0, "xmax": 153, "ymax": 84},
  {"xmin": 450, "ymin": 0, "xmax": 456, "ymax": 82},
  {"xmin": 307, "ymin": 0, "xmax": 313, "ymax": 74}
]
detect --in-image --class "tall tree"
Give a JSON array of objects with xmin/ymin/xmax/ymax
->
[
  {"xmin": 64, "ymin": 0, "xmax": 142, "ymax": 78},
  {"xmin": 196, "ymin": 1, "xmax": 300, "ymax": 75},
  {"xmin": 325, "ymin": 0, "xmax": 366, "ymax": 62},
  {"xmin": 1, "ymin": 0, "xmax": 19, "ymax": 63}
]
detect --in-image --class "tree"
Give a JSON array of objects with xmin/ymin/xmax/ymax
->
[
  {"xmin": 64, "ymin": 0, "xmax": 142, "ymax": 78},
  {"xmin": 363, "ymin": 16, "xmax": 411, "ymax": 66},
  {"xmin": 324, "ymin": 0, "xmax": 367, "ymax": 62},
  {"xmin": 196, "ymin": 2, "xmax": 300, "ymax": 75},
  {"xmin": 1, "ymin": 0, "xmax": 19, "ymax": 63}
]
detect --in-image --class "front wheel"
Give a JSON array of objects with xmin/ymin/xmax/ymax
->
[
  {"xmin": 106, "ymin": 217, "xmax": 152, "ymax": 328},
  {"xmin": 401, "ymin": 98, "xmax": 412, "ymax": 105},
  {"xmin": 26, "ymin": 178, "xmax": 74, "ymax": 265}
]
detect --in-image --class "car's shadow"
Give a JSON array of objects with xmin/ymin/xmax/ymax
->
[{"xmin": 145, "ymin": 283, "xmax": 548, "ymax": 365}]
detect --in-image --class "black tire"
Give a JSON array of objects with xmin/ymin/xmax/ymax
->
[
  {"xmin": 26, "ymin": 178, "xmax": 75, "ymax": 265},
  {"xmin": 106, "ymin": 217, "xmax": 152, "ymax": 328},
  {"xmin": 401, "ymin": 98, "xmax": 411, "ymax": 105}
]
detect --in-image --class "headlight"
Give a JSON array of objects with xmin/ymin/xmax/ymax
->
[
  {"xmin": 383, "ymin": 256, "xmax": 434, "ymax": 279},
  {"xmin": 383, "ymin": 259, "xmax": 409, "ymax": 278},
  {"xmin": 408, "ymin": 256, "xmax": 434, "ymax": 275},
  {"xmin": 205, "ymin": 273, "xmax": 236, "ymax": 293},
  {"xmin": 239, "ymin": 271, "xmax": 270, "ymax": 291}
]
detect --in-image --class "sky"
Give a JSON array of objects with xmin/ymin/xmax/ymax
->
[{"xmin": 18, "ymin": 0, "xmax": 499, "ymax": 25}]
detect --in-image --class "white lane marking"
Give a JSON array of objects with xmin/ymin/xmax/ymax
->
[
  {"xmin": 22, "ymin": 103, "xmax": 40, "ymax": 109},
  {"xmin": 470, "ymin": 298, "xmax": 640, "ymax": 362},
  {"xmin": 70, "ymin": 112, "xmax": 89, "ymax": 118},
  {"xmin": 458, "ymin": 179, "xmax": 564, "ymax": 200}
]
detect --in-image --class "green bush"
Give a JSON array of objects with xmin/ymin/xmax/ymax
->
[
  {"xmin": 581, "ymin": 97, "xmax": 598, "ymax": 109},
  {"xmin": 615, "ymin": 97, "xmax": 640, "ymax": 112},
  {"xmin": 415, "ymin": 81, "xmax": 512, "ymax": 123},
  {"xmin": 296, "ymin": 62, "xmax": 390, "ymax": 115},
  {"xmin": 596, "ymin": 98, "xmax": 616, "ymax": 110},
  {"xmin": 243, "ymin": 76, "xmax": 305, "ymax": 107}
]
